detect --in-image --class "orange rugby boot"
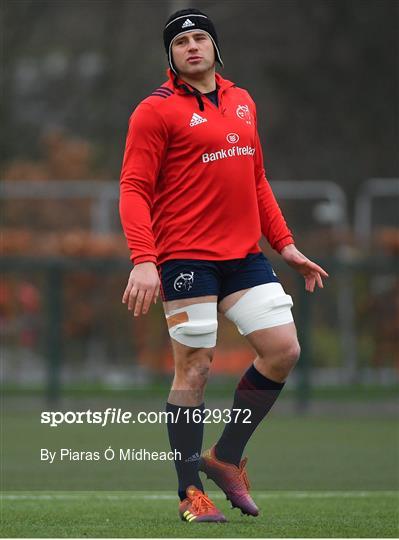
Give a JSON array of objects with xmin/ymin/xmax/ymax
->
[
  {"xmin": 199, "ymin": 446, "xmax": 259, "ymax": 516},
  {"xmin": 179, "ymin": 485, "xmax": 227, "ymax": 523}
]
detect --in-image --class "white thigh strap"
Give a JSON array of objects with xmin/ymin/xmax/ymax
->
[
  {"xmin": 224, "ymin": 283, "xmax": 293, "ymax": 335},
  {"xmin": 166, "ymin": 302, "xmax": 218, "ymax": 348}
]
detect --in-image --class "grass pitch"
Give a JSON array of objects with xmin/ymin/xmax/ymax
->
[
  {"xmin": 2, "ymin": 391, "xmax": 398, "ymax": 537},
  {"xmin": 1, "ymin": 490, "xmax": 398, "ymax": 537}
]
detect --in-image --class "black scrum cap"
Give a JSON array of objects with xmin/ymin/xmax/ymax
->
[{"xmin": 163, "ymin": 8, "xmax": 223, "ymax": 74}]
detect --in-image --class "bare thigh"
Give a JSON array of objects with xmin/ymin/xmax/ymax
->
[
  {"xmin": 218, "ymin": 289, "xmax": 250, "ymax": 313},
  {"xmin": 163, "ymin": 294, "xmax": 217, "ymax": 314}
]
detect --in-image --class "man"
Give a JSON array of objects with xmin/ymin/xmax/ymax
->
[{"xmin": 120, "ymin": 8, "xmax": 328, "ymax": 523}]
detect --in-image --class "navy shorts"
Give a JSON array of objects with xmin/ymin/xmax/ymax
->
[{"xmin": 158, "ymin": 252, "xmax": 279, "ymax": 302}]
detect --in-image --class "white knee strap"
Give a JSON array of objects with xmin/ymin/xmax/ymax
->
[
  {"xmin": 224, "ymin": 283, "xmax": 294, "ymax": 335},
  {"xmin": 166, "ymin": 302, "xmax": 218, "ymax": 348}
]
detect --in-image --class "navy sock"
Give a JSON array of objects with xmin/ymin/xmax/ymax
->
[
  {"xmin": 166, "ymin": 402, "xmax": 204, "ymax": 501},
  {"xmin": 215, "ymin": 364, "xmax": 284, "ymax": 467}
]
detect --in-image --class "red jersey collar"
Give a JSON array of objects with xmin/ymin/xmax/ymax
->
[{"xmin": 166, "ymin": 68, "xmax": 235, "ymax": 94}]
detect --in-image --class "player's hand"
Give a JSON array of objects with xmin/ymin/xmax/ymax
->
[
  {"xmin": 122, "ymin": 262, "xmax": 161, "ymax": 316},
  {"xmin": 280, "ymin": 244, "xmax": 329, "ymax": 292}
]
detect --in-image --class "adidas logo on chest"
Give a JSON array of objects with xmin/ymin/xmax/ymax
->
[{"xmin": 189, "ymin": 112, "xmax": 207, "ymax": 127}]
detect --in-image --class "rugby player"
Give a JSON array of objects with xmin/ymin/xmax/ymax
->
[{"xmin": 119, "ymin": 8, "xmax": 328, "ymax": 523}]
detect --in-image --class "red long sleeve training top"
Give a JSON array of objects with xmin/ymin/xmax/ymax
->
[{"xmin": 120, "ymin": 69, "xmax": 294, "ymax": 266}]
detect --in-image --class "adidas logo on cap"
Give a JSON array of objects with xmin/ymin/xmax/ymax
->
[
  {"xmin": 189, "ymin": 113, "xmax": 207, "ymax": 127},
  {"xmin": 182, "ymin": 18, "xmax": 195, "ymax": 28}
]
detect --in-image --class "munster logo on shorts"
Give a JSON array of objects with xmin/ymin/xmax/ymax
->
[{"xmin": 174, "ymin": 272, "xmax": 194, "ymax": 292}]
